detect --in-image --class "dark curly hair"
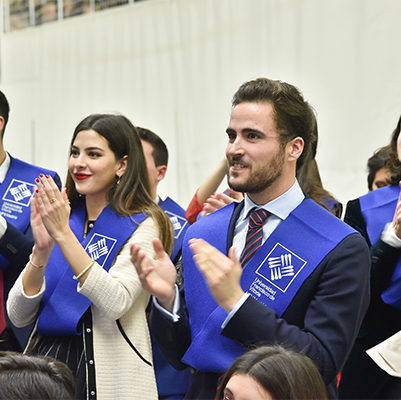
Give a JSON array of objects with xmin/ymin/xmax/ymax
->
[{"xmin": 385, "ymin": 115, "xmax": 401, "ymax": 185}]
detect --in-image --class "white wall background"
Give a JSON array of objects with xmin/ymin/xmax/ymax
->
[{"xmin": 0, "ymin": 0, "xmax": 400, "ymax": 209}]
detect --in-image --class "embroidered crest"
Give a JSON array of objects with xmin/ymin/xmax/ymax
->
[
  {"xmin": 2, "ymin": 179, "xmax": 35, "ymax": 206},
  {"xmin": 85, "ymin": 233, "xmax": 117, "ymax": 267},
  {"xmin": 165, "ymin": 211, "xmax": 188, "ymax": 239},
  {"xmin": 255, "ymin": 242, "xmax": 307, "ymax": 293}
]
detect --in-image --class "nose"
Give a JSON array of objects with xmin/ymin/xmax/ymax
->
[
  {"xmin": 226, "ymin": 136, "xmax": 245, "ymax": 159},
  {"xmin": 74, "ymin": 154, "xmax": 87, "ymax": 169}
]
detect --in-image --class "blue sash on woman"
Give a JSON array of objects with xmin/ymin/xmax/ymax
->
[
  {"xmin": 359, "ymin": 185, "xmax": 401, "ymax": 308},
  {"xmin": 0, "ymin": 157, "xmax": 57, "ymax": 269},
  {"xmin": 181, "ymin": 199, "xmax": 355, "ymax": 373},
  {"xmin": 37, "ymin": 200, "xmax": 147, "ymax": 336}
]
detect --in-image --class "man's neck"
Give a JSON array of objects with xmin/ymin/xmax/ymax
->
[
  {"xmin": 0, "ymin": 145, "xmax": 7, "ymax": 166},
  {"xmin": 247, "ymin": 177, "xmax": 296, "ymax": 206}
]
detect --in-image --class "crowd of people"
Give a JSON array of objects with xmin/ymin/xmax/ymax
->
[{"xmin": 0, "ymin": 77, "xmax": 399, "ymax": 400}]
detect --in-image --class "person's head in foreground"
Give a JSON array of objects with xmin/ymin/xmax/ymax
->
[
  {"xmin": 0, "ymin": 351, "xmax": 76, "ymax": 399},
  {"xmin": 216, "ymin": 345, "xmax": 327, "ymax": 400}
]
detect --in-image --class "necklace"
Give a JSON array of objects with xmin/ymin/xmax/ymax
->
[{"xmin": 84, "ymin": 220, "xmax": 96, "ymax": 239}]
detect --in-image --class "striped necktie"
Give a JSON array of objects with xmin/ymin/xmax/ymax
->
[{"xmin": 240, "ymin": 208, "xmax": 270, "ymax": 267}]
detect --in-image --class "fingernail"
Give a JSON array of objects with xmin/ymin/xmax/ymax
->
[
  {"xmin": 35, "ymin": 178, "xmax": 39, "ymax": 183},
  {"xmin": 46, "ymin": 174, "xmax": 50, "ymax": 178},
  {"xmin": 39, "ymin": 173, "xmax": 44, "ymax": 177},
  {"xmin": 35, "ymin": 188, "xmax": 39, "ymax": 193}
]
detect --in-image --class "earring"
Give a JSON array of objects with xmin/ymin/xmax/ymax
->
[{"xmin": 116, "ymin": 176, "xmax": 120, "ymax": 185}]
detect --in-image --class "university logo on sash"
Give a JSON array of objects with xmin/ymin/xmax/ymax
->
[
  {"xmin": 165, "ymin": 210, "xmax": 188, "ymax": 239},
  {"xmin": 3, "ymin": 179, "xmax": 34, "ymax": 205},
  {"xmin": 84, "ymin": 233, "xmax": 117, "ymax": 267},
  {"xmin": 0, "ymin": 179, "xmax": 35, "ymax": 222},
  {"xmin": 37, "ymin": 205, "xmax": 148, "ymax": 336},
  {"xmin": 252, "ymin": 243, "xmax": 307, "ymax": 299}
]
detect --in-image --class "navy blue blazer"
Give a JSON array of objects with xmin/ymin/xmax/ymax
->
[
  {"xmin": 150, "ymin": 200, "xmax": 371, "ymax": 400},
  {"xmin": 0, "ymin": 158, "xmax": 61, "ymax": 350},
  {"xmin": 339, "ymin": 197, "xmax": 401, "ymax": 399}
]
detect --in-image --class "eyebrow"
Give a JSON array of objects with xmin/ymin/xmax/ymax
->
[
  {"xmin": 71, "ymin": 145, "xmax": 105, "ymax": 152},
  {"xmin": 224, "ymin": 387, "xmax": 233, "ymax": 395},
  {"xmin": 226, "ymin": 127, "xmax": 266, "ymax": 136}
]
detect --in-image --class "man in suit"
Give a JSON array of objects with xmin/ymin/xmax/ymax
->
[
  {"xmin": 138, "ymin": 127, "xmax": 189, "ymax": 266},
  {"xmin": 338, "ymin": 115, "xmax": 401, "ymax": 399},
  {"xmin": 131, "ymin": 78, "xmax": 371, "ymax": 399},
  {"xmin": 138, "ymin": 127, "xmax": 192, "ymax": 399},
  {"xmin": 0, "ymin": 90, "xmax": 61, "ymax": 351}
]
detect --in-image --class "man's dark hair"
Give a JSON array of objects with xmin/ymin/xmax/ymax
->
[
  {"xmin": 0, "ymin": 91, "xmax": 10, "ymax": 138},
  {"xmin": 0, "ymin": 352, "xmax": 76, "ymax": 399},
  {"xmin": 232, "ymin": 78, "xmax": 316, "ymax": 172},
  {"xmin": 137, "ymin": 127, "xmax": 169, "ymax": 167},
  {"xmin": 367, "ymin": 145, "xmax": 391, "ymax": 190},
  {"xmin": 384, "ymin": 114, "xmax": 401, "ymax": 184}
]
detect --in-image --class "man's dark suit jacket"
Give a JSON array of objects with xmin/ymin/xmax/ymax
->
[
  {"xmin": 0, "ymin": 160, "xmax": 61, "ymax": 351},
  {"xmin": 339, "ymin": 197, "xmax": 401, "ymax": 399},
  {"xmin": 150, "ymin": 200, "xmax": 371, "ymax": 400}
]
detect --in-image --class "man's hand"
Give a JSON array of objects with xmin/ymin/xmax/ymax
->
[
  {"xmin": 189, "ymin": 238, "xmax": 244, "ymax": 313},
  {"xmin": 131, "ymin": 238, "xmax": 177, "ymax": 312}
]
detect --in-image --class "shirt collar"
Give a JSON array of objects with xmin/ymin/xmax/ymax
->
[
  {"xmin": 0, "ymin": 152, "xmax": 11, "ymax": 184},
  {"xmin": 241, "ymin": 180, "xmax": 305, "ymax": 221}
]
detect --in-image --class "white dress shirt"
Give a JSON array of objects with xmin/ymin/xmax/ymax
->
[{"xmin": 233, "ymin": 181, "xmax": 305, "ymax": 260}]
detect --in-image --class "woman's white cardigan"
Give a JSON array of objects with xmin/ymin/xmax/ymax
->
[{"xmin": 7, "ymin": 216, "xmax": 159, "ymax": 400}]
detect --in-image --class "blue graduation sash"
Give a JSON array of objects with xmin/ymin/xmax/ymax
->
[
  {"xmin": 0, "ymin": 157, "xmax": 57, "ymax": 269},
  {"xmin": 37, "ymin": 200, "xmax": 147, "ymax": 336},
  {"xmin": 359, "ymin": 185, "xmax": 401, "ymax": 308},
  {"xmin": 182, "ymin": 199, "xmax": 355, "ymax": 373},
  {"xmin": 159, "ymin": 197, "xmax": 189, "ymax": 263}
]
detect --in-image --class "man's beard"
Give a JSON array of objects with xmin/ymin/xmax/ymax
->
[{"xmin": 227, "ymin": 150, "xmax": 285, "ymax": 195}]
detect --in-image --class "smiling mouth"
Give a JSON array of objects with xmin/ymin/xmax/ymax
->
[
  {"xmin": 74, "ymin": 174, "xmax": 91, "ymax": 181},
  {"xmin": 229, "ymin": 161, "xmax": 248, "ymax": 171}
]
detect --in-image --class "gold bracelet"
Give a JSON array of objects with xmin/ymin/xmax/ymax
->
[
  {"xmin": 73, "ymin": 260, "xmax": 95, "ymax": 281},
  {"xmin": 29, "ymin": 255, "xmax": 44, "ymax": 269}
]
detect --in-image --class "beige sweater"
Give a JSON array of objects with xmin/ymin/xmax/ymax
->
[{"xmin": 7, "ymin": 216, "xmax": 159, "ymax": 400}]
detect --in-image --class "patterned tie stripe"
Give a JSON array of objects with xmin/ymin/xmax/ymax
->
[{"xmin": 240, "ymin": 208, "xmax": 270, "ymax": 266}]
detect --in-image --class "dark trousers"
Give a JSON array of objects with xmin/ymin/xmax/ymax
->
[{"xmin": 339, "ymin": 341, "xmax": 401, "ymax": 399}]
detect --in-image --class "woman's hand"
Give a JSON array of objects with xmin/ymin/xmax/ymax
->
[
  {"xmin": 34, "ymin": 174, "xmax": 71, "ymax": 242},
  {"xmin": 30, "ymin": 196, "xmax": 54, "ymax": 256},
  {"xmin": 202, "ymin": 190, "xmax": 243, "ymax": 218}
]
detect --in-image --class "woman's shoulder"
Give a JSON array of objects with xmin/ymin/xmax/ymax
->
[{"xmin": 128, "ymin": 214, "xmax": 159, "ymax": 241}]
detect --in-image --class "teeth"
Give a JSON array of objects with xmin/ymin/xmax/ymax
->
[{"xmin": 232, "ymin": 163, "xmax": 245, "ymax": 168}]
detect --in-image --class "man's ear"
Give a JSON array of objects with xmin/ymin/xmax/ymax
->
[
  {"xmin": 0, "ymin": 116, "xmax": 4, "ymax": 134},
  {"xmin": 156, "ymin": 165, "xmax": 167, "ymax": 183},
  {"xmin": 117, "ymin": 155, "xmax": 128, "ymax": 177},
  {"xmin": 287, "ymin": 137, "xmax": 304, "ymax": 162}
]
